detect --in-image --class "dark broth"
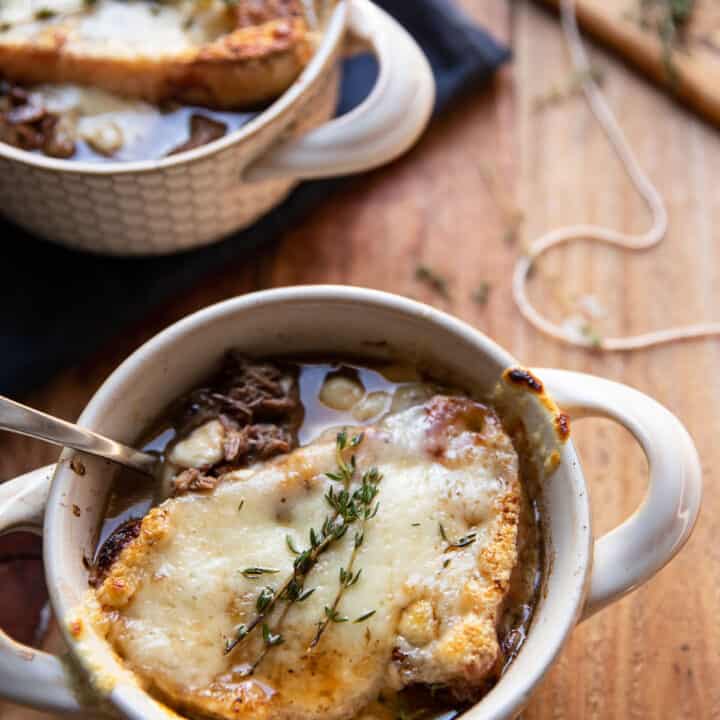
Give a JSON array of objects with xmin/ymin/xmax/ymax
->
[{"xmin": 97, "ymin": 359, "xmax": 544, "ymax": 720}]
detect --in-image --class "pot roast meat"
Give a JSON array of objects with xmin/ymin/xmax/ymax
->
[
  {"xmin": 170, "ymin": 354, "xmax": 302, "ymax": 490},
  {"xmin": 166, "ymin": 114, "xmax": 227, "ymax": 156},
  {"xmin": 0, "ymin": 78, "xmax": 75, "ymax": 158},
  {"xmin": 173, "ymin": 468, "xmax": 220, "ymax": 495}
]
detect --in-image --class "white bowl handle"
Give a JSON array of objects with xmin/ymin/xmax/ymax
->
[
  {"xmin": 0, "ymin": 466, "xmax": 87, "ymax": 714},
  {"xmin": 535, "ymin": 369, "xmax": 702, "ymax": 620},
  {"xmin": 244, "ymin": 0, "xmax": 435, "ymax": 182}
]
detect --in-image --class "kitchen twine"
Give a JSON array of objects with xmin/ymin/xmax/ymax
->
[{"xmin": 512, "ymin": 0, "xmax": 720, "ymax": 350}]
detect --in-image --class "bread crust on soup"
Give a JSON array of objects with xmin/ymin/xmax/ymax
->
[
  {"xmin": 91, "ymin": 396, "xmax": 520, "ymax": 720},
  {"xmin": 0, "ymin": 1, "xmax": 314, "ymax": 109}
]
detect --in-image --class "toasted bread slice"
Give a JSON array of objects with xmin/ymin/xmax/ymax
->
[
  {"xmin": 90, "ymin": 397, "xmax": 521, "ymax": 720},
  {"xmin": 0, "ymin": 1, "xmax": 315, "ymax": 109}
]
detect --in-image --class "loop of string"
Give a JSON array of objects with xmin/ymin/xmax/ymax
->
[{"xmin": 512, "ymin": 0, "xmax": 720, "ymax": 350}]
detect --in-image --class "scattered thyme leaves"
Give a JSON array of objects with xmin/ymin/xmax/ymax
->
[
  {"xmin": 533, "ymin": 67, "xmax": 605, "ymax": 112},
  {"xmin": 439, "ymin": 524, "xmax": 478, "ymax": 551},
  {"xmin": 471, "ymin": 281, "xmax": 491, "ymax": 306},
  {"xmin": 415, "ymin": 265, "xmax": 451, "ymax": 299},
  {"xmin": 446, "ymin": 532, "xmax": 477, "ymax": 551},
  {"xmin": 354, "ymin": 610, "xmax": 376, "ymax": 623},
  {"xmin": 580, "ymin": 322, "xmax": 604, "ymax": 349},
  {"xmin": 634, "ymin": 0, "xmax": 695, "ymax": 84}
]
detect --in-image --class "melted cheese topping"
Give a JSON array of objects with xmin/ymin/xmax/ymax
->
[
  {"xmin": 0, "ymin": 0, "xmax": 314, "ymax": 109},
  {"xmin": 168, "ymin": 419, "xmax": 226, "ymax": 470},
  {"xmin": 0, "ymin": 1, "xmax": 232, "ymax": 54},
  {"xmin": 93, "ymin": 397, "xmax": 520, "ymax": 720}
]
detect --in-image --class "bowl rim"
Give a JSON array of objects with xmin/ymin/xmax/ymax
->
[
  {"xmin": 44, "ymin": 286, "xmax": 592, "ymax": 720},
  {"xmin": 0, "ymin": 2, "xmax": 347, "ymax": 176}
]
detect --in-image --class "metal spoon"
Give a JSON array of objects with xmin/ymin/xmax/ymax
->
[{"xmin": 0, "ymin": 395, "xmax": 157, "ymax": 476}]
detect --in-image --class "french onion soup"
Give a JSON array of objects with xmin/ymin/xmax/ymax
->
[
  {"xmin": 86, "ymin": 355, "xmax": 545, "ymax": 720},
  {"xmin": 0, "ymin": 0, "xmax": 319, "ymax": 161}
]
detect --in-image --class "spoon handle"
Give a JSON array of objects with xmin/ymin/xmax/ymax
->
[{"xmin": 0, "ymin": 395, "xmax": 156, "ymax": 476}]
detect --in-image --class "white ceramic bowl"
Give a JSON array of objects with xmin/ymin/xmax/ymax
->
[
  {"xmin": 0, "ymin": 1, "xmax": 435, "ymax": 255},
  {"xmin": 0, "ymin": 286, "xmax": 702, "ymax": 719}
]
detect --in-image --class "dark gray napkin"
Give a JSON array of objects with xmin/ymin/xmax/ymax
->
[{"xmin": 1, "ymin": 0, "xmax": 509, "ymax": 396}]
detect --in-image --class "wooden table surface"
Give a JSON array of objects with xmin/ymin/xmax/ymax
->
[{"xmin": 1, "ymin": 2, "xmax": 718, "ymax": 718}]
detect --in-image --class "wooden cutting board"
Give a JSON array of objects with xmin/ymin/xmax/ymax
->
[{"xmin": 540, "ymin": 0, "xmax": 720, "ymax": 126}]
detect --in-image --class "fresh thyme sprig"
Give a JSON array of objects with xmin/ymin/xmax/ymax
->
[
  {"xmin": 636, "ymin": 0, "xmax": 695, "ymax": 83},
  {"xmin": 309, "ymin": 466, "xmax": 382, "ymax": 650},
  {"xmin": 325, "ymin": 430, "xmax": 363, "ymax": 483},
  {"xmin": 224, "ymin": 514, "xmax": 350, "ymax": 654},
  {"xmin": 224, "ymin": 431, "xmax": 370, "ymax": 658}
]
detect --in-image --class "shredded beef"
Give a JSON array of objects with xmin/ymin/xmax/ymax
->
[
  {"xmin": 0, "ymin": 79, "xmax": 76, "ymax": 158},
  {"xmin": 166, "ymin": 114, "xmax": 227, "ymax": 156},
  {"xmin": 170, "ymin": 354, "xmax": 302, "ymax": 493},
  {"xmin": 173, "ymin": 468, "xmax": 220, "ymax": 495},
  {"xmin": 222, "ymin": 423, "xmax": 292, "ymax": 464},
  {"xmin": 89, "ymin": 519, "xmax": 141, "ymax": 587}
]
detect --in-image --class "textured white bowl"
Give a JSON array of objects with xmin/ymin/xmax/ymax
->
[
  {"xmin": 0, "ymin": 286, "xmax": 702, "ymax": 719},
  {"xmin": 0, "ymin": 1, "xmax": 435, "ymax": 255}
]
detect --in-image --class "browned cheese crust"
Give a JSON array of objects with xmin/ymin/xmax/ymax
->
[{"xmin": 0, "ymin": 1, "xmax": 314, "ymax": 109}]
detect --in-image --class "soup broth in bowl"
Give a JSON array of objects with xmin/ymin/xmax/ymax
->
[
  {"xmin": 88, "ymin": 354, "xmax": 545, "ymax": 720},
  {"xmin": 0, "ymin": 0, "xmax": 324, "ymax": 162}
]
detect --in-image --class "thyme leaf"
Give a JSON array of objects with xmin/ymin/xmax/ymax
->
[
  {"xmin": 256, "ymin": 586, "xmax": 275, "ymax": 612},
  {"xmin": 297, "ymin": 587, "xmax": 316, "ymax": 602},
  {"xmin": 242, "ymin": 567, "xmax": 279, "ymax": 578},
  {"xmin": 415, "ymin": 265, "xmax": 451, "ymax": 299},
  {"xmin": 439, "ymin": 524, "xmax": 477, "ymax": 551},
  {"xmin": 445, "ymin": 532, "xmax": 477, "ymax": 551},
  {"xmin": 286, "ymin": 535, "xmax": 300, "ymax": 555},
  {"xmin": 262, "ymin": 623, "xmax": 283, "ymax": 647},
  {"xmin": 324, "ymin": 606, "xmax": 348, "ymax": 623},
  {"xmin": 471, "ymin": 282, "xmax": 491, "ymax": 306}
]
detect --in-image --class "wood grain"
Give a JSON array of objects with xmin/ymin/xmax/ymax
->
[
  {"xmin": 1, "ymin": 1, "xmax": 718, "ymax": 718},
  {"xmin": 540, "ymin": 0, "xmax": 720, "ymax": 128}
]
